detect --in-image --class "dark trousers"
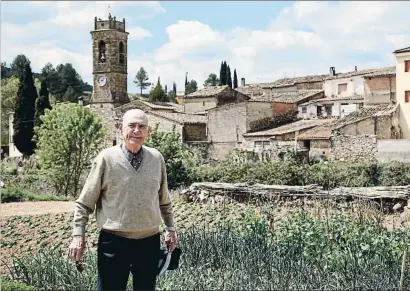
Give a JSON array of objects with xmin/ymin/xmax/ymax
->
[{"xmin": 97, "ymin": 230, "xmax": 160, "ymax": 291}]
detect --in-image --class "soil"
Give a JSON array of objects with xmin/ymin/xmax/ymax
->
[{"xmin": 0, "ymin": 201, "xmax": 76, "ymax": 217}]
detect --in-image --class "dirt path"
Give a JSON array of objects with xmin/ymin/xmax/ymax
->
[{"xmin": 1, "ymin": 201, "xmax": 76, "ymax": 217}]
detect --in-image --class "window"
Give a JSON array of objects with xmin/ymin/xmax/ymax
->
[
  {"xmin": 254, "ymin": 141, "xmax": 270, "ymax": 149},
  {"xmin": 119, "ymin": 42, "xmax": 125, "ymax": 64},
  {"xmin": 302, "ymin": 106, "xmax": 307, "ymax": 113},
  {"xmin": 98, "ymin": 40, "xmax": 106, "ymax": 63},
  {"xmin": 338, "ymin": 83, "xmax": 347, "ymax": 94},
  {"xmin": 405, "ymin": 91, "xmax": 410, "ymax": 103},
  {"xmin": 405, "ymin": 60, "xmax": 410, "ymax": 72}
]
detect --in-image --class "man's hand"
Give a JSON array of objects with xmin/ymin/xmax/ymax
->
[
  {"xmin": 164, "ymin": 230, "xmax": 178, "ymax": 253},
  {"xmin": 68, "ymin": 235, "xmax": 86, "ymax": 262}
]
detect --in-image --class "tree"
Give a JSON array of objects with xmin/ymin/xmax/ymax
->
[
  {"xmin": 227, "ymin": 65, "xmax": 232, "ymax": 88},
  {"xmin": 40, "ymin": 62, "xmax": 61, "ymax": 95},
  {"xmin": 63, "ymin": 86, "xmax": 77, "ymax": 102},
  {"xmin": 203, "ymin": 73, "xmax": 219, "ymax": 87},
  {"xmin": 233, "ymin": 69, "xmax": 238, "ymax": 89},
  {"xmin": 133, "ymin": 67, "xmax": 151, "ymax": 95},
  {"xmin": 164, "ymin": 84, "xmax": 168, "ymax": 94},
  {"xmin": 219, "ymin": 61, "xmax": 227, "ymax": 85},
  {"xmin": 1, "ymin": 62, "xmax": 12, "ymax": 79},
  {"xmin": 35, "ymin": 103, "xmax": 106, "ymax": 196},
  {"xmin": 173, "ymin": 82, "xmax": 177, "ymax": 96},
  {"xmin": 149, "ymin": 77, "xmax": 166, "ymax": 102},
  {"xmin": 11, "ymin": 54, "xmax": 31, "ymax": 79},
  {"xmin": 185, "ymin": 79, "xmax": 198, "ymax": 95},
  {"xmin": 13, "ymin": 62, "xmax": 38, "ymax": 156},
  {"xmin": 1, "ymin": 77, "xmax": 19, "ymax": 145},
  {"xmin": 145, "ymin": 124, "xmax": 200, "ymax": 189},
  {"xmin": 34, "ymin": 81, "xmax": 52, "ymax": 128},
  {"xmin": 184, "ymin": 74, "xmax": 188, "ymax": 95}
]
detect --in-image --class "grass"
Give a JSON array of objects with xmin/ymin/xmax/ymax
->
[{"xmin": 0, "ymin": 188, "xmax": 72, "ymax": 203}]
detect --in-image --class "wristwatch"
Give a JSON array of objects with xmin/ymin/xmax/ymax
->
[{"xmin": 166, "ymin": 227, "xmax": 176, "ymax": 232}]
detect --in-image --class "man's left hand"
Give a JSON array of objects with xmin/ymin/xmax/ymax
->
[{"xmin": 164, "ymin": 230, "xmax": 178, "ymax": 253}]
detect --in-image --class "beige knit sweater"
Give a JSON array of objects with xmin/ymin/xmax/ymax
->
[{"xmin": 72, "ymin": 145, "xmax": 175, "ymax": 239}]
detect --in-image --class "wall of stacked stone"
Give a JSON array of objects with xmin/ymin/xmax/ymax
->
[{"xmin": 330, "ymin": 133, "xmax": 377, "ymax": 162}]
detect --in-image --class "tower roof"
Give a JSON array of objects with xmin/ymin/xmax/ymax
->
[{"xmin": 94, "ymin": 14, "xmax": 126, "ymax": 32}]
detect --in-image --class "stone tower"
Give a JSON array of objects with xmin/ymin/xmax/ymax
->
[{"xmin": 90, "ymin": 14, "xmax": 130, "ymax": 145}]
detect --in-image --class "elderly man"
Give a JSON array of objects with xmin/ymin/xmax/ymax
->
[{"xmin": 68, "ymin": 109, "xmax": 177, "ymax": 291}]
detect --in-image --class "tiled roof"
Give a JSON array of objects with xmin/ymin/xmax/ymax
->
[
  {"xmin": 297, "ymin": 103, "xmax": 398, "ymax": 140},
  {"xmin": 149, "ymin": 111, "xmax": 207, "ymax": 124},
  {"xmin": 252, "ymin": 90, "xmax": 323, "ymax": 104},
  {"xmin": 254, "ymin": 75, "xmax": 328, "ymax": 89},
  {"xmin": 325, "ymin": 66, "xmax": 395, "ymax": 80},
  {"xmin": 243, "ymin": 119, "xmax": 333, "ymax": 137},
  {"xmin": 300, "ymin": 95, "xmax": 364, "ymax": 106},
  {"xmin": 115, "ymin": 99, "xmax": 177, "ymax": 112},
  {"xmin": 184, "ymin": 85, "xmax": 228, "ymax": 99},
  {"xmin": 393, "ymin": 46, "xmax": 410, "ymax": 54},
  {"xmin": 363, "ymin": 66, "xmax": 396, "ymax": 78}
]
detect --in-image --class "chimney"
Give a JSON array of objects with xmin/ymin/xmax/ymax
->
[
  {"xmin": 329, "ymin": 66, "xmax": 336, "ymax": 76},
  {"xmin": 355, "ymin": 66, "xmax": 357, "ymax": 72},
  {"xmin": 241, "ymin": 78, "xmax": 245, "ymax": 87}
]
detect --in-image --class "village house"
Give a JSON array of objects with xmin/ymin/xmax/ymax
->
[
  {"xmin": 393, "ymin": 46, "xmax": 410, "ymax": 139},
  {"xmin": 206, "ymin": 99, "xmax": 298, "ymax": 160},
  {"xmin": 240, "ymin": 119, "xmax": 333, "ymax": 153},
  {"xmin": 296, "ymin": 103, "xmax": 401, "ymax": 161},
  {"xmin": 182, "ymin": 85, "xmax": 250, "ymax": 114},
  {"xmin": 298, "ymin": 66, "xmax": 396, "ymax": 119}
]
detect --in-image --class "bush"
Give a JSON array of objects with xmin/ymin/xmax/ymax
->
[
  {"xmin": 0, "ymin": 188, "xmax": 71, "ymax": 203},
  {"xmin": 194, "ymin": 159, "xmax": 410, "ymax": 188},
  {"xmin": 0, "ymin": 276, "xmax": 36, "ymax": 291}
]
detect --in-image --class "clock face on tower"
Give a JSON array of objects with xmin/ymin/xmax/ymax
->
[{"xmin": 97, "ymin": 75, "xmax": 106, "ymax": 87}]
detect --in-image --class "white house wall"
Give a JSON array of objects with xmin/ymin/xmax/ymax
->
[{"xmin": 324, "ymin": 76, "xmax": 365, "ymax": 98}]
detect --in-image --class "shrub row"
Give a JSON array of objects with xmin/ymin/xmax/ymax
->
[{"xmin": 191, "ymin": 160, "xmax": 410, "ymax": 189}]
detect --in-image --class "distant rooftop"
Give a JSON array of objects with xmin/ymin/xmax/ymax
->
[
  {"xmin": 149, "ymin": 111, "xmax": 207, "ymax": 124},
  {"xmin": 393, "ymin": 46, "xmax": 410, "ymax": 54},
  {"xmin": 252, "ymin": 90, "xmax": 324, "ymax": 104},
  {"xmin": 325, "ymin": 66, "xmax": 395, "ymax": 80},
  {"xmin": 184, "ymin": 85, "xmax": 229, "ymax": 99},
  {"xmin": 244, "ymin": 119, "xmax": 333, "ymax": 137}
]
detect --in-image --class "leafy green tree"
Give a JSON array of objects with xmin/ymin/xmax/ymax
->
[
  {"xmin": 63, "ymin": 86, "xmax": 77, "ymax": 102},
  {"xmin": 133, "ymin": 67, "xmax": 151, "ymax": 95},
  {"xmin": 145, "ymin": 124, "xmax": 200, "ymax": 189},
  {"xmin": 11, "ymin": 54, "xmax": 31, "ymax": 79},
  {"xmin": 185, "ymin": 79, "xmax": 198, "ymax": 94},
  {"xmin": 227, "ymin": 65, "xmax": 232, "ymax": 88},
  {"xmin": 13, "ymin": 62, "xmax": 38, "ymax": 156},
  {"xmin": 40, "ymin": 62, "xmax": 61, "ymax": 95},
  {"xmin": 1, "ymin": 62, "xmax": 12, "ymax": 79},
  {"xmin": 149, "ymin": 77, "xmax": 167, "ymax": 102},
  {"xmin": 35, "ymin": 103, "xmax": 106, "ymax": 196},
  {"xmin": 233, "ymin": 69, "xmax": 238, "ymax": 89},
  {"xmin": 1, "ymin": 77, "xmax": 19, "ymax": 145},
  {"xmin": 203, "ymin": 73, "xmax": 219, "ymax": 87},
  {"xmin": 34, "ymin": 81, "xmax": 52, "ymax": 128}
]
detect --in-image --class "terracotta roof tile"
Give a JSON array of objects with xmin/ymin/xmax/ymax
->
[
  {"xmin": 297, "ymin": 103, "xmax": 398, "ymax": 140},
  {"xmin": 252, "ymin": 90, "xmax": 323, "ymax": 104},
  {"xmin": 393, "ymin": 46, "xmax": 410, "ymax": 54},
  {"xmin": 244, "ymin": 119, "xmax": 333, "ymax": 137},
  {"xmin": 149, "ymin": 111, "xmax": 207, "ymax": 124}
]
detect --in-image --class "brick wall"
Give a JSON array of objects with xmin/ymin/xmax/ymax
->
[
  {"xmin": 364, "ymin": 76, "xmax": 396, "ymax": 105},
  {"xmin": 272, "ymin": 102, "xmax": 295, "ymax": 115},
  {"xmin": 183, "ymin": 124, "xmax": 207, "ymax": 141}
]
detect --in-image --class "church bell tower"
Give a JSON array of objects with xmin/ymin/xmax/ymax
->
[{"xmin": 90, "ymin": 14, "xmax": 129, "ymax": 107}]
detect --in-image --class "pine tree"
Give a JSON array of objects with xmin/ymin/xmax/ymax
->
[
  {"xmin": 164, "ymin": 84, "xmax": 168, "ymax": 94},
  {"xmin": 173, "ymin": 82, "xmax": 177, "ymax": 95},
  {"xmin": 35, "ymin": 81, "xmax": 52, "ymax": 129},
  {"xmin": 227, "ymin": 65, "xmax": 232, "ymax": 88},
  {"xmin": 233, "ymin": 69, "xmax": 238, "ymax": 89},
  {"xmin": 13, "ymin": 62, "xmax": 38, "ymax": 156}
]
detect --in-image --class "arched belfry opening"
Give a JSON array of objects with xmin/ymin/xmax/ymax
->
[
  {"xmin": 119, "ymin": 41, "xmax": 125, "ymax": 64},
  {"xmin": 98, "ymin": 40, "xmax": 106, "ymax": 63}
]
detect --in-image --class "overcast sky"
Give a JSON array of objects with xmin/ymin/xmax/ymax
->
[{"xmin": 1, "ymin": 1, "xmax": 409, "ymax": 93}]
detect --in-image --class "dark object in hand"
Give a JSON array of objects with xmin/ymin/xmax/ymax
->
[{"xmin": 76, "ymin": 261, "xmax": 84, "ymax": 272}]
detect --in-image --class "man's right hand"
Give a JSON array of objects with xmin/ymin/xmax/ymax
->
[{"xmin": 68, "ymin": 235, "xmax": 86, "ymax": 262}]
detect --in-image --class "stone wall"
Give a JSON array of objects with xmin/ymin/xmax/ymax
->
[
  {"xmin": 183, "ymin": 97, "xmax": 217, "ymax": 113},
  {"xmin": 296, "ymin": 82, "xmax": 324, "ymax": 90},
  {"xmin": 183, "ymin": 124, "xmax": 207, "ymax": 142},
  {"xmin": 185, "ymin": 141, "xmax": 211, "ymax": 159},
  {"xmin": 89, "ymin": 104, "xmax": 118, "ymax": 147},
  {"xmin": 330, "ymin": 134, "xmax": 377, "ymax": 162},
  {"xmin": 147, "ymin": 113, "xmax": 183, "ymax": 140}
]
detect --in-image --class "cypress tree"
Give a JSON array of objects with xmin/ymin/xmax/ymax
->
[
  {"xmin": 35, "ymin": 81, "xmax": 52, "ymax": 128},
  {"xmin": 227, "ymin": 65, "xmax": 232, "ymax": 88},
  {"xmin": 13, "ymin": 62, "xmax": 38, "ymax": 156},
  {"xmin": 233, "ymin": 69, "xmax": 238, "ymax": 89},
  {"xmin": 184, "ymin": 75, "xmax": 188, "ymax": 95}
]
